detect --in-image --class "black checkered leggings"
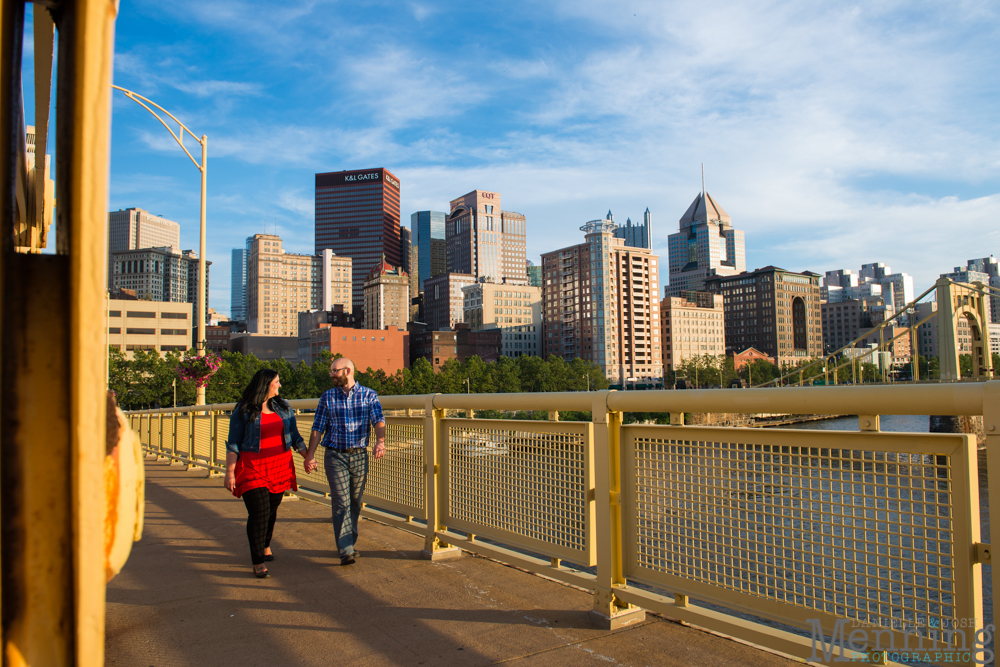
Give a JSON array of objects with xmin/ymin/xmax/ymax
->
[{"xmin": 242, "ymin": 487, "xmax": 284, "ymax": 565}]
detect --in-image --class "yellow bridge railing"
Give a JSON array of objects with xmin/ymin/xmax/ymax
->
[{"xmin": 129, "ymin": 382, "xmax": 1000, "ymax": 665}]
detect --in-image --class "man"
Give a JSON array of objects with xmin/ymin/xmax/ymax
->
[{"xmin": 304, "ymin": 357, "xmax": 385, "ymax": 565}]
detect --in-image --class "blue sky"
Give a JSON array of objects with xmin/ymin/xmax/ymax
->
[{"xmin": 28, "ymin": 0, "xmax": 1000, "ymax": 315}]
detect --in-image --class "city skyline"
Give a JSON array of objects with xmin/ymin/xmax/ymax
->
[{"xmin": 35, "ymin": 2, "xmax": 999, "ymax": 315}]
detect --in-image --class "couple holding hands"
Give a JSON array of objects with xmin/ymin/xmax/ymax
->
[{"xmin": 224, "ymin": 357, "xmax": 385, "ymax": 577}]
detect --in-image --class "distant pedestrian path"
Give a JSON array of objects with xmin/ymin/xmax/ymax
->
[{"xmin": 105, "ymin": 457, "xmax": 799, "ymax": 667}]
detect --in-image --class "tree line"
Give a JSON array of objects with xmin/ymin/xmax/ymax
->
[
  {"xmin": 110, "ymin": 347, "xmax": 999, "ymax": 413},
  {"xmin": 109, "ymin": 347, "xmax": 609, "ymax": 411}
]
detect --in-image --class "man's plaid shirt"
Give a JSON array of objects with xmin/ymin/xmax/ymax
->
[{"xmin": 311, "ymin": 383, "xmax": 385, "ymax": 450}]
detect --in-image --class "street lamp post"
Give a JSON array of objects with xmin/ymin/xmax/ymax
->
[
  {"xmin": 582, "ymin": 374, "xmax": 590, "ymax": 392},
  {"xmin": 112, "ymin": 85, "xmax": 208, "ymax": 405},
  {"xmin": 464, "ymin": 378, "xmax": 470, "ymax": 394}
]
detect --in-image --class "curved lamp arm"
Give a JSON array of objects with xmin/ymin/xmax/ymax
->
[{"xmin": 111, "ymin": 85, "xmax": 204, "ymax": 171}]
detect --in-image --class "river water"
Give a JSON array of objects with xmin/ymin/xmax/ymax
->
[{"xmin": 779, "ymin": 414, "xmax": 932, "ymax": 433}]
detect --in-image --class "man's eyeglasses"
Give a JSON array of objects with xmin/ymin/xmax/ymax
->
[{"xmin": 331, "ymin": 367, "xmax": 350, "ymax": 374}]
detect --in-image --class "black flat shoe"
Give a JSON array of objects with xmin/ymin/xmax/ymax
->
[{"xmin": 263, "ymin": 554, "xmax": 275, "ymax": 562}]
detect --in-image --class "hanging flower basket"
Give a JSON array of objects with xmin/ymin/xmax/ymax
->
[{"xmin": 176, "ymin": 352, "xmax": 222, "ymax": 388}]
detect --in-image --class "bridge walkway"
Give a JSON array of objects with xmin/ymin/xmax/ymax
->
[{"xmin": 105, "ymin": 457, "xmax": 802, "ymax": 667}]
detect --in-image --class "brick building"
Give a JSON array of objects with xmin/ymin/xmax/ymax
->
[
  {"xmin": 706, "ymin": 266, "xmax": 823, "ymax": 367},
  {"xmin": 409, "ymin": 323, "xmax": 501, "ymax": 371}
]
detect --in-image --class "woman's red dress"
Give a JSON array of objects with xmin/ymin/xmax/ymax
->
[{"xmin": 232, "ymin": 411, "xmax": 298, "ymax": 498}]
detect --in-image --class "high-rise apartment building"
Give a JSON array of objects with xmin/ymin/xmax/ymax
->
[
  {"xmin": 424, "ymin": 273, "xmax": 475, "ymax": 331},
  {"xmin": 541, "ymin": 218, "xmax": 662, "ymax": 385},
  {"xmin": 363, "ymin": 259, "xmax": 410, "ymax": 331},
  {"xmin": 446, "ymin": 190, "xmax": 528, "ymax": 285},
  {"xmin": 231, "ymin": 248, "xmax": 248, "ymax": 322},
  {"xmin": 107, "ymin": 207, "xmax": 181, "ymax": 287},
  {"xmin": 411, "ymin": 210, "xmax": 447, "ymax": 292},
  {"xmin": 462, "ymin": 283, "xmax": 541, "ymax": 358},
  {"xmin": 110, "ymin": 247, "xmax": 210, "ymax": 312},
  {"xmin": 659, "ymin": 292, "xmax": 725, "ymax": 373},
  {"xmin": 247, "ymin": 234, "xmax": 352, "ymax": 337},
  {"xmin": 665, "ymin": 192, "xmax": 745, "ymax": 297},
  {"xmin": 613, "ymin": 209, "xmax": 652, "ymax": 249},
  {"xmin": 315, "ymin": 168, "xmax": 401, "ymax": 316},
  {"xmin": 706, "ymin": 266, "xmax": 823, "ymax": 367}
]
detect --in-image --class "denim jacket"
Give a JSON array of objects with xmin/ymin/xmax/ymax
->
[{"xmin": 225, "ymin": 401, "xmax": 306, "ymax": 456}]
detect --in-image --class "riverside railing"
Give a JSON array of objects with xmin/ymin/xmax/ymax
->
[{"xmin": 128, "ymin": 382, "xmax": 1000, "ymax": 666}]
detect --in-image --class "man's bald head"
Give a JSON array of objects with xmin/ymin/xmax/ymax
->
[
  {"xmin": 330, "ymin": 357, "xmax": 356, "ymax": 388},
  {"xmin": 331, "ymin": 357, "xmax": 355, "ymax": 373}
]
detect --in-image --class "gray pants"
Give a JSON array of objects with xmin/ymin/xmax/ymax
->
[{"xmin": 323, "ymin": 447, "xmax": 368, "ymax": 558}]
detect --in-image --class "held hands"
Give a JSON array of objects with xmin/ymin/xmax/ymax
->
[
  {"xmin": 373, "ymin": 439, "xmax": 386, "ymax": 460},
  {"xmin": 303, "ymin": 454, "xmax": 318, "ymax": 474},
  {"xmin": 224, "ymin": 470, "xmax": 236, "ymax": 493}
]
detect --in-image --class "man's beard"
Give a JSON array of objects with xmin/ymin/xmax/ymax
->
[{"xmin": 331, "ymin": 374, "xmax": 348, "ymax": 386}]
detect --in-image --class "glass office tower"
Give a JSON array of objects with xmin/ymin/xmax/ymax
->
[
  {"xmin": 230, "ymin": 247, "xmax": 247, "ymax": 321},
  {"xmin": 411, "ymin": 210, "xmax": 447, "ymax": 292}
]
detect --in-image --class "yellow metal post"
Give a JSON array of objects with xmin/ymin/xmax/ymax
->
[
  {"xmin": 938, "ymin": 278, "xmax": 960, "ymax": 381},
  {"xmin": 421, "ymin": 394, "xmax": 458, "ymax": 560},
  {"xmin": 589, "ymin": 390, "xmax": 643, "ymax": 629},
  {"xmin": 985, "ymin": 381, "xmax": 1000, "ymax": 645},
  {"xmin": 2, "ymin": 1, "xmax": 119, "ymax": 665}
]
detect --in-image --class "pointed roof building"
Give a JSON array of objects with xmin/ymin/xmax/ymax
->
[
  {"xmin": 679, "ymin": 192, "xmax": 731, "ymax": 228},
  {"xmin": 664, "ymin": 188, "xmax": 745, "ymax": 297}
]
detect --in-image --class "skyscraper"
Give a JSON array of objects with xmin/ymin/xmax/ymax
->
[
  {"xmin": 411, "ymin": 210, "xmax": 447, "ymax": 292},
  {"xmin": 613, "ymin": 208, "xmax": 652, "ymax": 249},
  {"xmin": 231, "ymin": 248, "xmax": 247, "ymax": 322},
  {"xmin": 247, "ymin": 234, "xmax": 352, "ymax": 337},
  {"xmin": 541, "ymin": 217, "xmax": 662, "ymax": 385},
  {"xmin": 665, "ymin": 192, "xmax": 745, "ymax": 297},
  {"xmin": 315, "ymin": 168, "xmax": 401, "ymax": 317},
  {"xmin": 446, "ymin": 190, "xmax": 528, "ymax": 285},
  {"xmin": 107, "ymin": 207, "xmax": 181, "ymax": 287}
]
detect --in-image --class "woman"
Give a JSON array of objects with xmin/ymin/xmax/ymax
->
[{"xmin": 225, "ymin": 369, "xmax": 308, "ymax": 578}]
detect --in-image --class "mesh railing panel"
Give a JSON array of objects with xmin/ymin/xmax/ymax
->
[
  {"xmin": 444, "ymin": 420, "xmax": 593, "ymax": 564},
  {"xmin": 192, "ymin": 416, "xmax": 212, "ymax": 462},
  {"xmin": 366, "ymin": 418, "xmax": 425, "ymax": 518},
  {"xmin": 625, "ymin": 426, "xmax": 978, "ymax": 639},
  {"xmin": 149, "ymin": 415, "xmax": 161, "ymax": 450},
  {"xmin": 175, "ymin": 418, "xmax": 191, "ymax": 458},
  {"xmin": 161, "ymin": 416, "xmax": 175, "ymax": 455},
  {"xmin": 290, "ymin": 414, "xmax": 328, "ymax": 493}
]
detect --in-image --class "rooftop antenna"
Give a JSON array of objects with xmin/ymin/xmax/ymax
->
[{"xmin": 701, "ymin": 163, "xmax": 708, "ymax": 223}]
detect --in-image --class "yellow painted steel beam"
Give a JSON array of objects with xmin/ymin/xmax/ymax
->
[
  {"xmin": 2, "ymin": 1, "xmax": 119, "ymax": 666},
  {"xmin": 131, "ymin": 382, "xmax": 993, "ymax": 419},
  {"xmin": 605, "ymin": 382, "xmax": 987, "ymax": 416}
]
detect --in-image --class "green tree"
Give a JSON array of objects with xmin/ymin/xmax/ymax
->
[
  {"xmin": 407, "ymin": 358, "xmax": 435, "ymax": 394},
  {"xmin": 489, "ymin": 356, "xmax": 522, "ymax": 393},
  {"xmin": 739, "ymin": 358, "xmax": 778, "ymax": 387}
]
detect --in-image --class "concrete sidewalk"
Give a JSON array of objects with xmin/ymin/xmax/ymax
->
[{"xmin": 105, "ymin": 457, "xmax": 804, "ymax": 667}]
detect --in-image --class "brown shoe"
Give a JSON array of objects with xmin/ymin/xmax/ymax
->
[{"xmin": 340, "ymin": 553, "xmax": 356, "ymax": 566}]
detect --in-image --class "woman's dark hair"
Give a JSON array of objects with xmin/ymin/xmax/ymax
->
[{"xmin": 237, "ymin": 369, "xmax": 289, "ymax": 418}]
